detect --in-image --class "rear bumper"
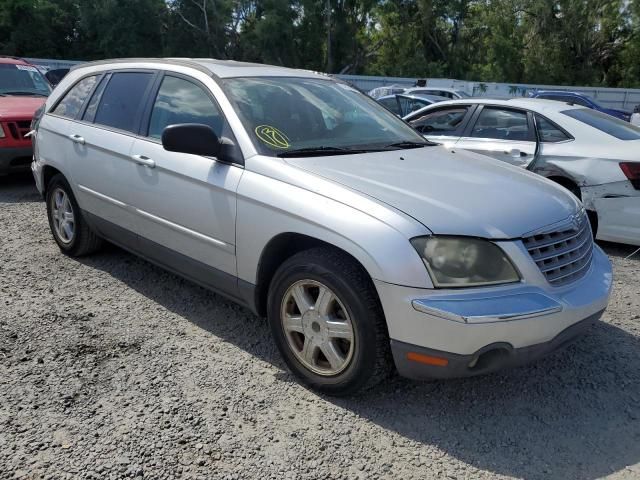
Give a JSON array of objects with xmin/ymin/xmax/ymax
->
[
  {"xmin": 0, "ymin": 146, "xmax": 33, "ymax": 175},
  {"xmin": 391, "ymin": 310, "xmax": 603, "ymax": 379}
]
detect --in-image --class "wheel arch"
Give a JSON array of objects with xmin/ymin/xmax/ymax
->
[
  {"xmin": 42, "ymin": 164, "xmax": 64, "ymax": 196},
  {"xmin": 251, "ymin": 232, "xmax": 377, "ymax": 318},
  {"xmin": 547, "ymin": 175, "xmax": 581, "ymax": 199}
]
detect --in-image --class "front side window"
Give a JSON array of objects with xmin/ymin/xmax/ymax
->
[
  {"xmin": 148, "ymin": 76, "xmax": 225, "ymax": 139},
  {"xmin": 93, "ymin": 72, "xmax": 153, "ymax": 133},
  {"xmin": 378, "ymin": 96, "xmax": 401, "ymax": 115},
  {"xmin": 222, "ymin": 77, "xmax": 427, "ymax": 156},
  {"xmin": 408, "ymin": 107, "xmax": 469, "ymax": 135},
  {"xmin": 562, "ymin": 108, "xmax": 640, "ymax": 140},
  {"xmin": 52, "ymin": 75, "xmax": 99, "ymax": 118},
  {"xmin": 535, "ymin": 114, "xmax": 571, "ymax": 143},
  {"xmin": 0, "ymin": 64, "xmax": 51, "ymax": 97},
  {"xmin": 471, "ymin": 107, "xmax": 531, "ymax": 141},
  {"xmin": 398, "ymin": 96, "xmax": 430, "ymax": 116}
]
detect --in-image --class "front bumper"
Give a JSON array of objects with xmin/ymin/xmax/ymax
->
[
  {"xmin": 0, "ymin": 146, "xmax": 33, "ymax": 175},
  {"xmin": 377, "ymin": 244, "xmax": 612, "ymax": 379}
]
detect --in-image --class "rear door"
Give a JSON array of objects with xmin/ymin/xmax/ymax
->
[
  {"xmin": 69, "ymin": 70, "xmax": 157, "ymax": 235},
  {"xmin": 455, "ymin": 106, "xmax": 536, "ymax": 167},
  {"xmin": 405, "ymin": 105, "xmax": 475, "ymax": 146},
  {"xmin": 126, "ymin": 72, "xmax": 243, "ymax": 290},
  {"xmin": 38, "ymin": 74, "xmax": 102, "ymax": 183}
]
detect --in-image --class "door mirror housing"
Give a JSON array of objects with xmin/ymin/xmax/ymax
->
[{"xmin": 161, "ymin": 123, "xmax": 221, "ymax": 157}]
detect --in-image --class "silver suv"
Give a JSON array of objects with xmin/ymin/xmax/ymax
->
[{"xmin": 32, "ymin": 59, "xmax": 612, "ymax": 395}]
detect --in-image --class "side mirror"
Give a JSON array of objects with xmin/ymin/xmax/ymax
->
[{"xmin": 161, "ymin": 123, "xmax": 221, "ymax": 157}]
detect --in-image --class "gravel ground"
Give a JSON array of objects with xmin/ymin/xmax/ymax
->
[{"xmin": 1, "ymin": 173, "xmax": 639, "ymax": 480}]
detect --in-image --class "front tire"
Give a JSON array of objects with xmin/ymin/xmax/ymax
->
[
  {"xmin": 46, "ymin": 174, "xmax": 102, "ymax": 256},
  {"xmin": 267, "ymin": 247, "xmax": 391, "ymax": 396}
]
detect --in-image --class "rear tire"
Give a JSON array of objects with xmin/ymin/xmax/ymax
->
[
  {"xmin": 267, "ymin": 247, "xmax": 392, "ymax": 396},
  {"xmin": 46, "ymin": 174, "xmax": 103, "ymax": 257}
]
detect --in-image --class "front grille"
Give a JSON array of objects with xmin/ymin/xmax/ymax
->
[
  {"xmin": 6, "ymin": 121, "xmax": 32, "ymax": 140},
  {"xmin": 523, "ymin": 212, "xmax": 593, "ymax": 287}
]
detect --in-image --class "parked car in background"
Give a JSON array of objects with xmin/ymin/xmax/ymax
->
[
  {"xmin": 32, "ymin": 58, "xmax": 611, "ymax": 395},
  {"xmin": 0, "ymin": 57, "xmax": 51, "ymax": 176},
  {"xmin": 404, "ymin": 87, "xmax": 470, "ymax": 99},
  {"xmin": 529, "ymin": 90, "xmax": 632, "ymax": 122},
  {"xmin": 631, "ymin": 105, "xmax": 640, "ymax": 127},
  {"xmin": 377, "ymin": 93, "xmax": 446, "ymax": 116},
  {"xmin": 405, "ymin": 98, "xmax": 640, "ymax": 246},
  {"xmin": 45, "ymin": 68, "xmax": 70, "ymax": 87},
  {"xmin": 368, "ymin": 84, "xmax": 407, "ymax": 99}
]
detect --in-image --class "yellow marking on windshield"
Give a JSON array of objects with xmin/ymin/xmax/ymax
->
[{"xmin": 255, "ymin": 125, "xmax": 291, "ymax": 149}]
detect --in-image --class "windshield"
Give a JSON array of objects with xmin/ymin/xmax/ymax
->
[
  {"xmin": 456, "ymin": 91, "xmax": 470, "ymax": 98},
  {"xmin": 222, "ymin": 77, "xmax": 428, "ymax": 156},
  {"xmin": 0, "ymin": 64, "xmax": 51, "ymax": 96},
  {"xmin": 562, "ymin": 108, "xmax": 640, "ymax": 141}
]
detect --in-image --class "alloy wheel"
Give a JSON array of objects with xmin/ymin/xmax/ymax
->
[
  {"xmin": 280, "ymin": 279, "xmax": 355, "ymax": 376},
  {"xmin": 51, "ymin": 187, "xmax": 75, "ymax": 244}
]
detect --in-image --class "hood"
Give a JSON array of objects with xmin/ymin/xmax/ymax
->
[
  {"xmin": 285, "ymin": 147, "xmax": 581, "ymax": 239},
  {"xmin": 0, "ymin": 96, "xmax": 46, "ymax": 120}
]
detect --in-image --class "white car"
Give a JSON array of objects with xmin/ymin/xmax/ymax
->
[
  {"xmin": 405, "ymin": 98, "xmax": 640, "ymax": 246},
  {"xmin": 32, "ymin": 59, "xmax": 612, "ymax": 395},
  {"xmin": 403, "ymin": 87, "xmax": 470, "ymax": 99}
]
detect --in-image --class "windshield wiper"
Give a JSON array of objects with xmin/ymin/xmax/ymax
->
[
  {"xmin": 276, "ymin": 146, "xmax": 371, "ymax": 158},
  {"xmin": 381, "ymin": 141, "xmax": 433, "ymax": 149}
]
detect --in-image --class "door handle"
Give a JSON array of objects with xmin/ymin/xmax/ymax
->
[
  {"xmin": 131, "ymin": 154, "xmax": 156, "ymax": 168},
  {"xmin": 69, "ymin": 134, "xmax": 85, "ymax": 145}
]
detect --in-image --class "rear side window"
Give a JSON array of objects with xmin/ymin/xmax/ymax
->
[
  {"xmin": 94, "ymin": 72, "xmax": 153, "ymax": 133},
  {"xmin": 147, "ymin": 76, "xmax": 225, "ymax": 139},
  {"xmin": 535, "ymin": 114, "xmax": 571, "ymax": 143},
  {"xmin": 471, "ymin": 107, "xmax": 532, "ymax": 141},
  {"xmin": 562, "ymin": 108, "xmax": 640, "ymax": 140},
  {"xmin": 409, "ymin": 107, "xmax": 469, "ymax": 135},
  {"xmin": 51, "ymin": 75, "xmax": 99, "ymax": 119}
]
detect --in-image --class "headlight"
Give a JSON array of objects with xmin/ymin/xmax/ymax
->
[
  {"xmin": 0, "ymin": 124, "xmax": 5, "ymax": 139},
  {"xmin": 411, "ymin": 236, "xmax": 521, "ymax": 288}
]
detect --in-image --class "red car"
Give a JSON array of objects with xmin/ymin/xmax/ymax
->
[{"xmin": 0, "ymin": 57, "xmax": 50, "ymax": 176}]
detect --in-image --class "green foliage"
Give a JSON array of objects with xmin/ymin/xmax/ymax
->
[{"xmin": 0, "ymin": 0, "xmax": 639, "ymax": 87}]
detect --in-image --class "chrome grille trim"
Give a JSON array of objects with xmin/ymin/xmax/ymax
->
[{"xmin": 523, "ymin": 212, "xmax": 594, "ymax": 287}]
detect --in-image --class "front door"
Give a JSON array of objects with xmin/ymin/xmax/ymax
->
[
  {"xmin": 126, "ymin": 73, "xmax": 243, "ymax": 290},
  {"xmin": 405, "ymin": 105, "xmax": 474, "ymax": 147},
  {"xmin": 455, "ymin": 106, "xmax": 536, "ymax": 167}
]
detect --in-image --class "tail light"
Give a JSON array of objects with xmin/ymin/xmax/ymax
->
[{"xmin": 620, "ymin": 162, "xmax": 640, "ymax": 190}]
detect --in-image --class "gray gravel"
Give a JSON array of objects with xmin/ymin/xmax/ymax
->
[{"xmin": 1, "ymin": 173, "xmax": 640, "ymax": 480}]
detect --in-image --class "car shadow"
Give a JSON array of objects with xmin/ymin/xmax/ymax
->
[
  {"xmin": 599, "ymin": 240, "xmax": 640, "ymax": 261},
  {"xmin": 79, "ymin": 244, "xmax": 640, "ymax": 480},
  {"xmin": 0, "ymin": 172, "xmax": 42, "ymax": 204}
]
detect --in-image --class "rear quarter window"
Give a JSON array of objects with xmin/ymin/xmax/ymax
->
[
  {"xmin": 51, "ymin": 75, "xmax": 99, "ymax": 119},
  {"xmin": 562, "ymin": 108, "xmax": 640, "ymax": 140}
]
